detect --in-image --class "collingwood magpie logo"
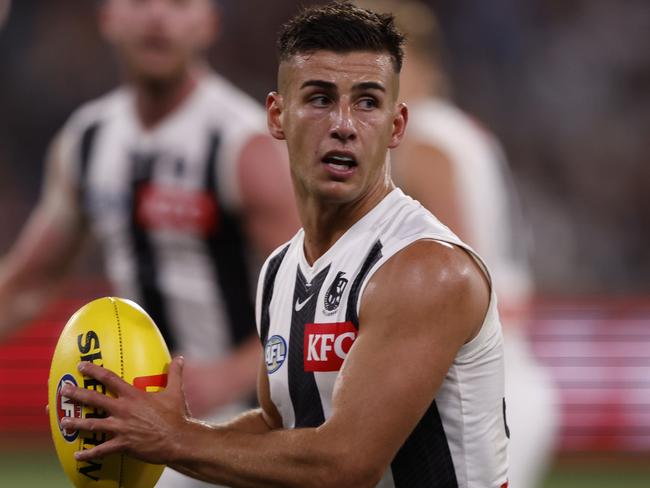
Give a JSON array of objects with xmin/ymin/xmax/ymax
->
[{"xmin": 323, "ymin": 271, "xmax": 348, "ymax": 315}]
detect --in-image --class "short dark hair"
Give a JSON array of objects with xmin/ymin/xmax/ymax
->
[{"xmin": 277, "ymin": 1, "xmax": 406, "ymax": 72}]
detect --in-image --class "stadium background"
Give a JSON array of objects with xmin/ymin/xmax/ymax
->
[{"xmin": 0, "ymin": 0, "xmax": 648, "ymax": 486}]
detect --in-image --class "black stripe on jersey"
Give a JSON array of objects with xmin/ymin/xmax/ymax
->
[
  {"xmin": 345, "ymin": 240, "xmax": 383, "ymax": 328},
  {"xmin": 288, "ymin": 265, "xmax": 330, "ymax": 428},
  {"xmin": 203, "ymin": 133, "xmax": 257, "ymax": 347},
  {"xmin": 78, "ymin": 122, "xmax": 101, "ymax": 209},
  {"xmin": 129, "ymin": 151, "xmax": 176, "ymax": 350},
  {"xmin": 391, "ymin": 400, "xmax": 458, "ymax": 487},
  {"xmin": 259, "ymin": 244, "xmax": 290, "ymax": 345}
]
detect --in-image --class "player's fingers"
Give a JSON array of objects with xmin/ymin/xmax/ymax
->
[
  {"xmin": 74, "ymin": 438, "xmax": 123, "ymax": 462},
  {"xmin": 61, "ymin": 415, "xmax": 115, "ymax": 434},
  {"xmin": 165, "ymin": 356, "xmax": 185, "ymax": 395},
  {"xmin": 78, "ymin": 362, "xmax": 134, "ymax": 398},
  {"xmin": 61, "ymin": 383, "xmax": 113, "ymax": 412}
]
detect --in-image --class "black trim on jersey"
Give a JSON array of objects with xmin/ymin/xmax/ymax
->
[
  {"xmin": 345, "ymin": 240, "xmax": 383, "ymax": 328},
  {"xmin": 203, "ymin": 132, "xmax": 258, "ymax": 347},
  {"xmin": 78, "ymin": 122, "xmax": 101, "ymax": 210},
  {"xmin": 259, "ymin": 245, "xmax": 291, "ymax": 345},
  {"xmin": 391, "ymin": 400, "xmax": 458, "ymax": 488},
  {"xmin": 129, "ymin": 151, "xmax": 176, "ymax": 350},
  {"xmin": 503, "ymin": 397, "xmax": 510, "ymax": 439},
  {"xmin": 288, "ymin": 265, "xmax": 330, "ymax": 428}
]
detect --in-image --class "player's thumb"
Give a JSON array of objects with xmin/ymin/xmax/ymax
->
[{"xmin": 165, "ymin": 356, "xmax": 185, "ymax": 398}]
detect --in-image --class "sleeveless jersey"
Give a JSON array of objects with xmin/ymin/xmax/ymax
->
[
  {"xmin": 256, "ymin": 189, "xmax": 509, "ymax": 487},
  {"xmin": 404, "ymin": 98, "xmax": 532, "ymax": 308},
  {"xmin": 57, "ymin": 73, "xmax": 266, "ymax": 360}
]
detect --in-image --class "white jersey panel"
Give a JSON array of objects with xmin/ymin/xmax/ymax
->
[{"xmin": 258, "ymin": 189, "xmax": 508, "ymax": 487}]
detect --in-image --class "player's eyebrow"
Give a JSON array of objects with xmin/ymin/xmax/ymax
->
[
  {"xmin": 299, "ymin": 80, "xmax": 386, "ymax": 93},
  {"xmin": 354, "ymin": 81, "xmax": 385, "ymax": 93},
  {"xmin": 300, "ymin": 80, "xmax": 336, "ymax": 91}
]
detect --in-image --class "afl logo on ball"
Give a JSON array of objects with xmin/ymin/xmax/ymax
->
[
  {"xmin": 324, "ymin": 271, "xmax": 348, "ymax": 315},
  {"xmin": 265, "ymin": 335, "xmax": 287, "ymax": 374},
  {"xmin": 56, "ymin": 374, "xmax": 82, "ymax": 442}
]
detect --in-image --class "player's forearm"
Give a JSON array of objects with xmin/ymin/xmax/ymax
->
[{"xmin": 168, "ymin": 419, "xmax": 377, "ymax": 488}]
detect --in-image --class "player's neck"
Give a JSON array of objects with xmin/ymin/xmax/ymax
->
[
  {"xmin": 132, "ymin": 69, "xmax": 199, "ymax": 130},
  {"xmin": 299, "ymin": 179, "xmax": 393, "ymax": 265}
]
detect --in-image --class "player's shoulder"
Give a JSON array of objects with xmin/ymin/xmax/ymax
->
[
  {"xmin": 386, "ymin": 238, "xmax": 480, "ymax": 288},
  {"xmin": 62, "ymin": 87, "xmax": 130, "ymax": 136},
  {"xmin": 366, "ymin": 238, "xmax": 490, "ymax": 334},
  {"xmin": 374, "ymin": 189, "xmax": 459, "ymax": 246}
]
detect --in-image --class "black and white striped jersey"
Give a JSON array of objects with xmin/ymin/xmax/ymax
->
[
  {"xmin": 57, "ymin": 73, "xmax": 266, "ymax": 363},
  {"xmin": 256, "ymin": 189, "xmax": 509, "ymax": 487}
]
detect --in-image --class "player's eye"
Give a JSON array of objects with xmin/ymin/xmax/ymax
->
[
  {"xmin": 309, "ymin": 95, "xmax": 331, "ymax": 107},
  {"xmin": 357, "ymin": 97, "xmax": 378, "ymax": 110}
]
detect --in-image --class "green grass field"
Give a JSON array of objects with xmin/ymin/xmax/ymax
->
[{"xmin": 0, "ymin": 448, "xmax": 648, "ymax": 487}]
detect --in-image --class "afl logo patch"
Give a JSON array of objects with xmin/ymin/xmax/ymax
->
[
  {"xmin": 265, "ymin": 335, "xmax": 287, "ymax": 374},
  {"xmin": 324, "ymin": 271, "xmax": 348, "ymax": 315},
  {"xmin": 56, "ymin": 374, "xmax": 82, "ymax": 442}
]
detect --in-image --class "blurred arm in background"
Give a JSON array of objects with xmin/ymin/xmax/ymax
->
[{"xmin": 0, "ymin": 134, "xmax": 87, "ymax": 342}]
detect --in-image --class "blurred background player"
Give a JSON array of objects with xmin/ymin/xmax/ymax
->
[
  {"xmin": 0, "ymin": 0, "xmax": 298, "ymax": 486},
  {"xmin": 355, "ymin": 1, "xmax": 559, "ymax": 486}
]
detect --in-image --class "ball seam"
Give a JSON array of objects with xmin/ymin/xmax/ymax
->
[{"xmin": 111, "ymin": 298, "xmax": 126, "ymax": 488}]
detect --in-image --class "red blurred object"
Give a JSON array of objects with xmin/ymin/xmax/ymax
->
[
  {"xmin": 0, "ymin": 280, "xmax": 110, "ymax": 441},
  {"xmin": 531, "ymin": 296, "xmax": 650, "ymax": 453}
]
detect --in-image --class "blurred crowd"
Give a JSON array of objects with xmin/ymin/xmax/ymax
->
[{"xmin": 0, "ymin": 0, "xmax": 648, "ymax": 294}]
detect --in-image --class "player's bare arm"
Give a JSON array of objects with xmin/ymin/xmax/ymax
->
[
  {"xmin": 60, "ymin": 239, "xmax": 489, "ymax": 487},
  {"xmin": 0, "ymin": 134, "xmax": 86, "ymax": 340}
]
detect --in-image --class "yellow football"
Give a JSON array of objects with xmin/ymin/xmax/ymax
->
[{"xmin": 48, "ymin": 297, "xmax": 171, "ymax": 488}]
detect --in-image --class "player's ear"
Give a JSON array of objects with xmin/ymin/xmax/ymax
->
[
  {"xmin": 388, "ymin": 102, "xmax": 408, "ymax": 149},
  {"xmin": 266, "ymin": 92, "xmax": 286, "ymax": 141}
]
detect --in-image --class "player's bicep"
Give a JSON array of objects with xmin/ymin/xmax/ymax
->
[{"xmin": 321, "ymin": 241, "xmax": 487, "ymax": 468}]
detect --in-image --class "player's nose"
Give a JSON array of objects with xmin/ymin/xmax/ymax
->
[{"xmin": 329, "ymin": 102, "xmax": 357, "ymax": 142}]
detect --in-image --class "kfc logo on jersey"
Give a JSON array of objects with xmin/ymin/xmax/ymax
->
[
  {"xmin": 136, "ymin": 184, "xmax": 219, "ymax": 236},
  {"xmin": 304, "ymin": 322, "xmax": 357, "ymax": 372},
  {"xmin": 323, "ymin": 271, "xmax": 348, "ymax": 315}
]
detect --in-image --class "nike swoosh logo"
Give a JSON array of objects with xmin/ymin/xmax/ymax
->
[{"xmin": 295, "ymin": 294, "xmax": 315, "ymax": 312}]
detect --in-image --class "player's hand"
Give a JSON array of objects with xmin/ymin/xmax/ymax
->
[{"xmin": 59, "ymin": 356, "xmax": 189, "ymax": 465}]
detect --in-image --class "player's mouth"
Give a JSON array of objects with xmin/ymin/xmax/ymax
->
[
  {"xmin": 137, "ymin": 35, "xmax": 174, "ymax": 54},
  {"xmin": 321, "ymin": 151, "xmax": 358, "ymax": 177}
]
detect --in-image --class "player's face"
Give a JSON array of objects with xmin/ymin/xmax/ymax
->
[
  {"xmin": 268, "ymin": 50, "xmax": 407, "ymax": 205},
  {"xmin": 100, "ymin": 0, "xmax": 217, "ymax": 82}
]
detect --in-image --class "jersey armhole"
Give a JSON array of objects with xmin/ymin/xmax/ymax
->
[{"xmin": 354, "ymin": 236, "xmax": 494, "ymax": 321}]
